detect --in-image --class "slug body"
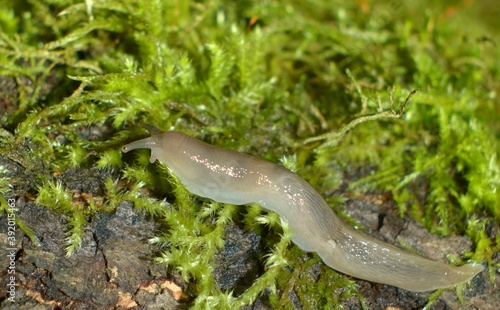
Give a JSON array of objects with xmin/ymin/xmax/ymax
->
[{"xmin": 122, "ymin": 129, "xmax": 484, "ymax": 292}]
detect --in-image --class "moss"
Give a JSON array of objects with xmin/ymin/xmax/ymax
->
[
  {"xmin": 35, "ymin": 180, "xmax": 89, "ymax": 255},
  {"xmin": 1, "ymin": 0, "xmax": 498, "ymax": 308}
]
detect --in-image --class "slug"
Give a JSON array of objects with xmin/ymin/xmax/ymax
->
[{"xmin": 122, "ymin": 126, "xmax": 484, "ymax": 292}]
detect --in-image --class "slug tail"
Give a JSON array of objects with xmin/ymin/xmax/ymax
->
[
  {"xmin": 315, "ymin": 223, "xmax": 485, "ymax": 292},
  {"xmin": 406, "ymin": 261, "xmax": 485, "ymax": 292},
  {"xmin": 450, "ymin": 262, "xmax": 485, "ymax": 284}
]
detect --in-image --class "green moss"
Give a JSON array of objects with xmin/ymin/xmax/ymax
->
[
  {"xmin": 0, "ymin": 192, "xmax": 41, "ymax": 247},
  {"xmin": 271, "ymin": 250, "xmax": 365, "ymax": 309},
  {"xmin": 35, "ymin": 181, "xmax": 87, "ymax": 255},
  {"xmin": 1, "ymin": 0, "xmax": 498, "ymax": 308}
]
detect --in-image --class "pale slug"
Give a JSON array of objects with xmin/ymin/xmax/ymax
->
[{"xmin": 122, "ymin": 127, "xmax": 484, "ymax": 292}]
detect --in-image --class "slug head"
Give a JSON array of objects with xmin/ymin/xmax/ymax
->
[
  {"xmin": 122, "ymin": 136, "xmax": 160, "ymax": 163},
  {"xmin": 122, "ymin": 126, "xmax": 189, "ymax": 164}
]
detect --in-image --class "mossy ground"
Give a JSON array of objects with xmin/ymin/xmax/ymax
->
[{"xmin": 1, "ymin": 0, "xmax": 499, "ymax": 309}]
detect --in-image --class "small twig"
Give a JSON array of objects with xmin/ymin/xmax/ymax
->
[
  {"xmin": 304, "ymin": 89, "xmax": 418, "ymax": 147},
  {"xmin": 400, "ymin": 89, "xmax": 418, "ymax": 116}
]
